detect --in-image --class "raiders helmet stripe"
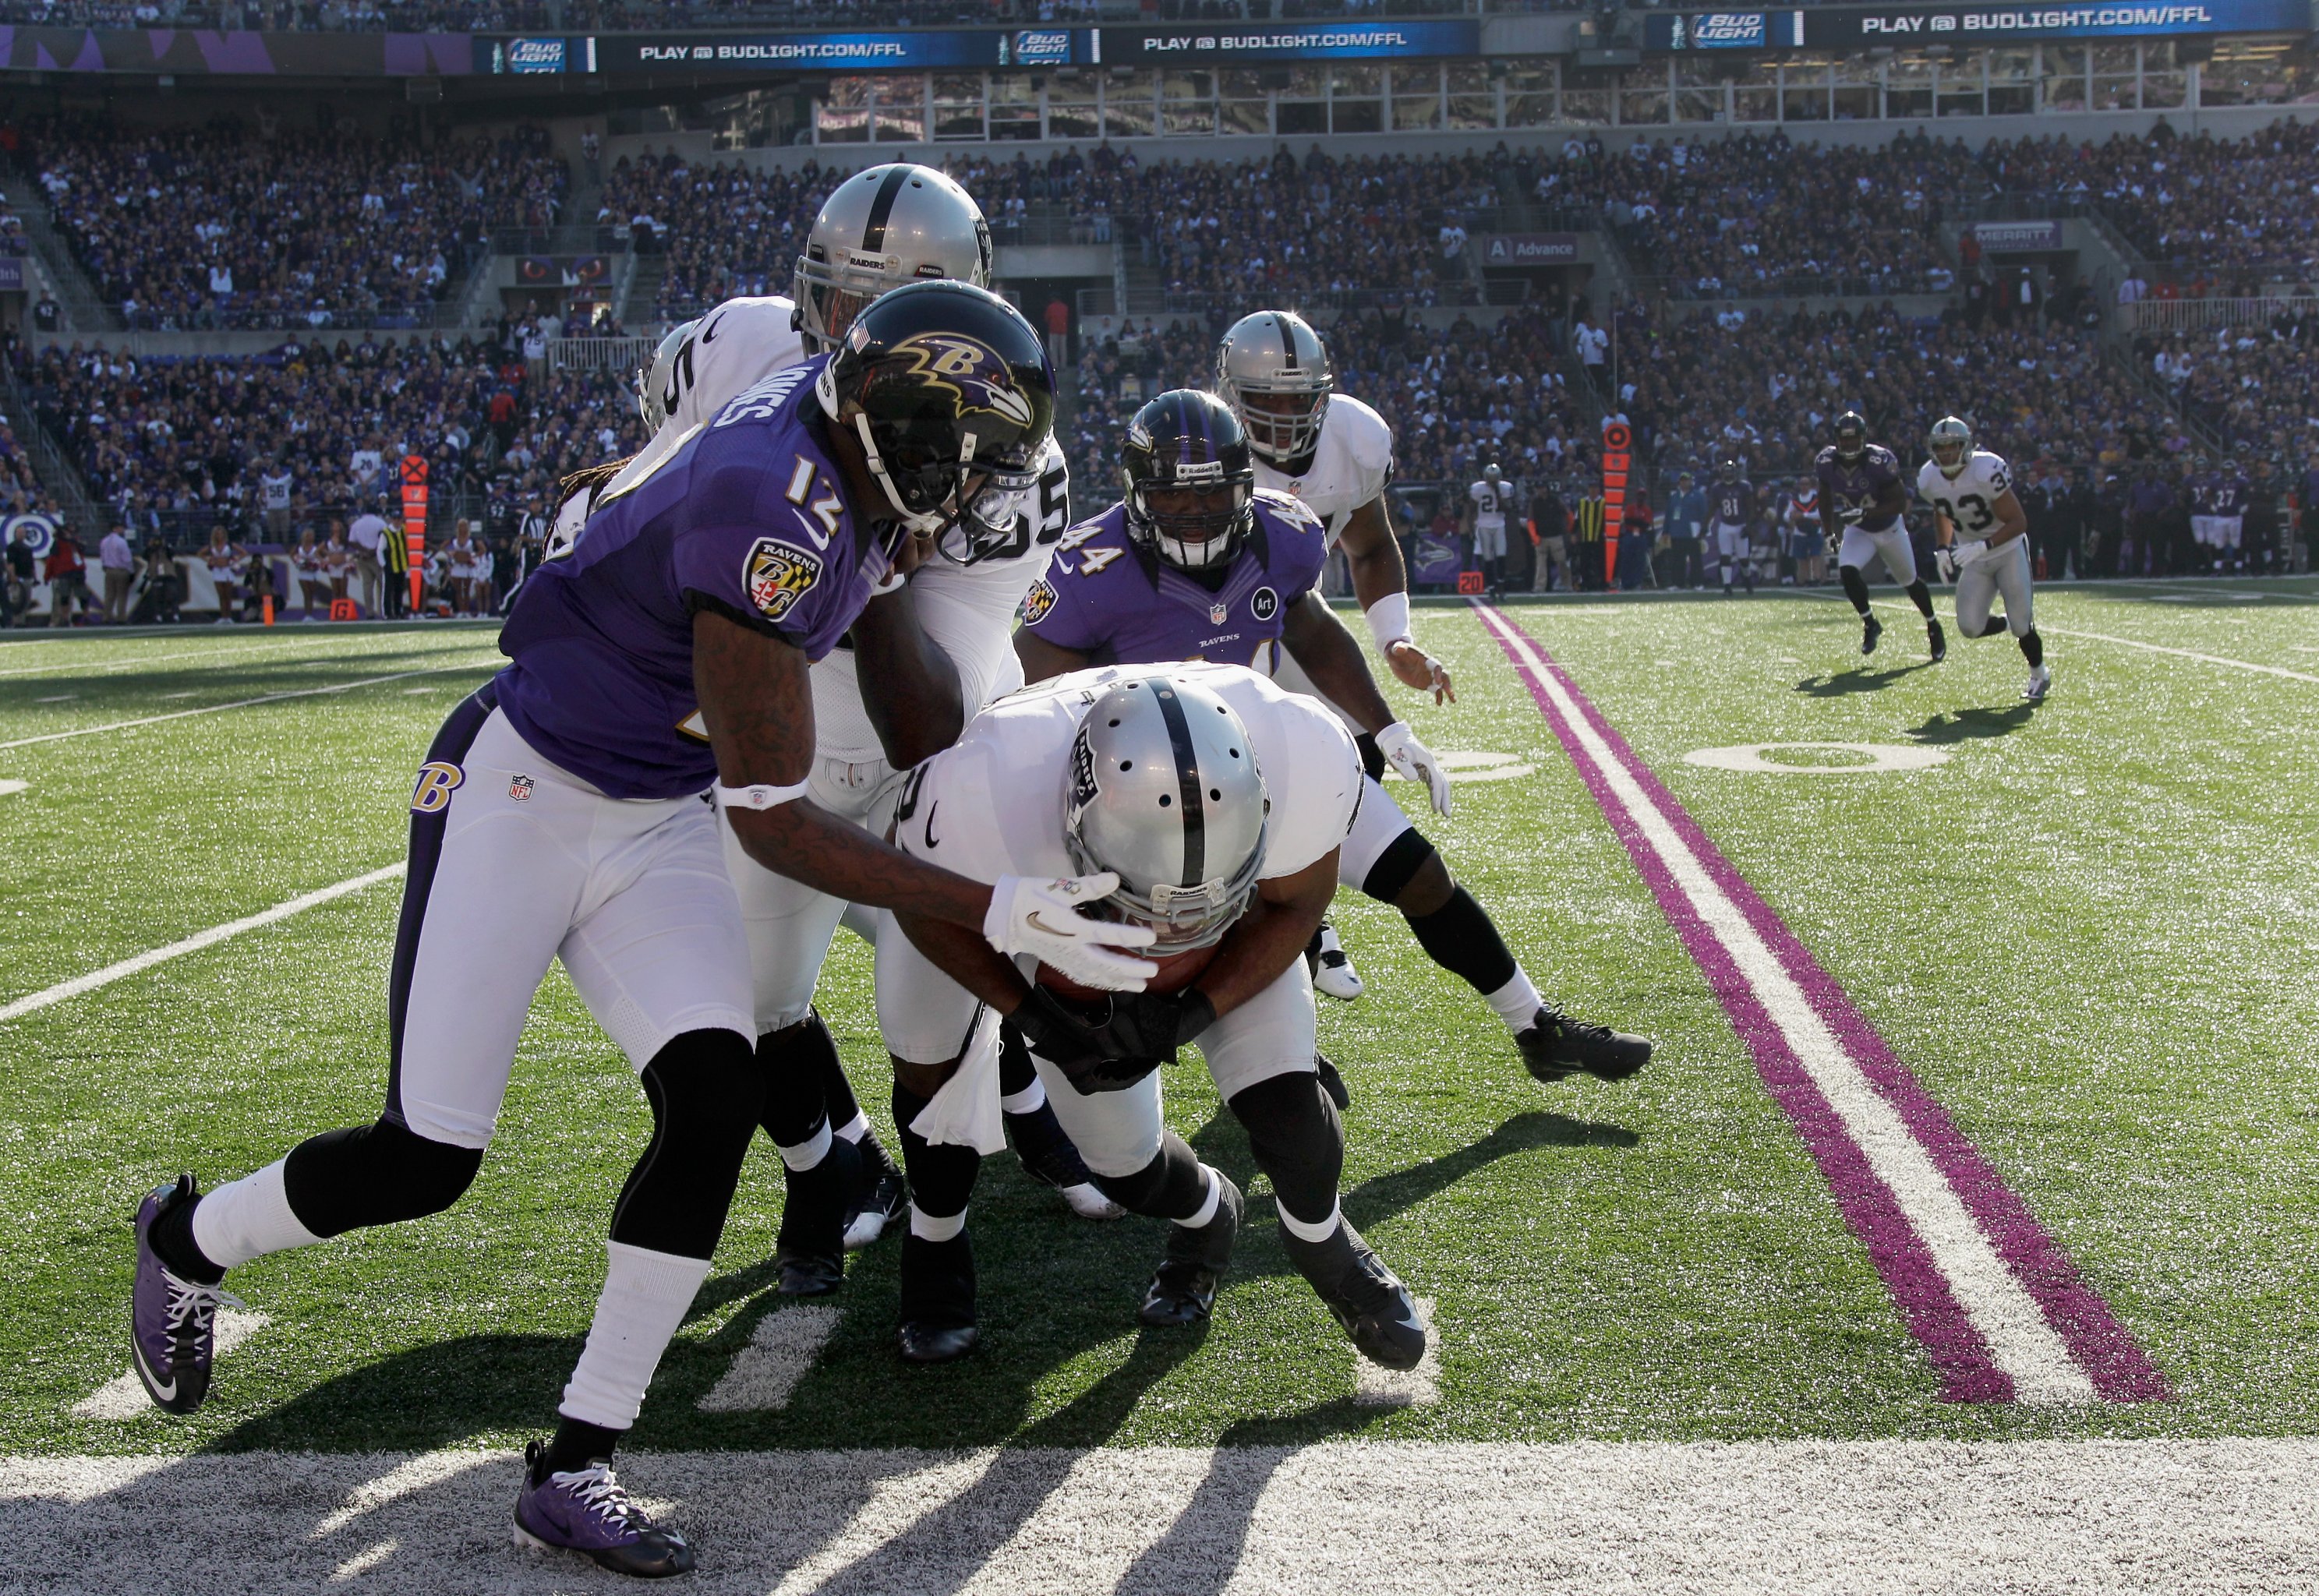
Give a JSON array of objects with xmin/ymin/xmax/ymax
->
[
  {"xmin": 860, "ymin": 164, "xmax": 913, "ymax": 254},
  {"xmin": 1275, "ymin": 314, "xmax": 1296, "ymax": 370},
  {"xmin": 1152, "ymin": 683, "xmax": 1205, "ymax": 887}
]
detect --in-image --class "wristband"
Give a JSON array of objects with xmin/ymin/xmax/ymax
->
[
  {"xmin": 715, "ymin": 778, "xmax": 810, "ymax": 811},
  {"xmin": 1364, "ymin": 591, "xmax": 1412, "ymax": 655}
]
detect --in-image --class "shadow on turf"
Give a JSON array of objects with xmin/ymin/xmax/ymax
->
[
  {"xmin": 1793, "ymin": 662, "xmax": 1931, "ymax": 697},
  {"xmin": 1904, "ymin": 702, "xmax": 2039, "ymax": 743}
]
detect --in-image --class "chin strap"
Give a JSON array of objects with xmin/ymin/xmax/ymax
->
[{"xmin": 854, "ymin": 412, "xmax": 950, "ymax": 535}]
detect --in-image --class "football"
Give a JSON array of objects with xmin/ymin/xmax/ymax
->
[{"xmin": 1035, "ymin": 941, "xmax": 1218, "ymax": 1004}]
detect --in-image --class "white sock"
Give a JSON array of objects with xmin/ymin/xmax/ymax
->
[
  {"xmin": 558, "ymin": 1241, "xmax": 713, "ymax": 1431},
  {"xmin": 777, "ymin": 1118, "xmax": 832, "ymax": 1173},
  {"xmin": 1484, "ymin": 968, "xmax": 1543, "ymax": 1030},
  {"xmin": 1000, "ymin": 1076, "xmax": 1048, "ymax": 1116},
  {"xmin": 189, "ymin": 1160, "xmax": 324, "ymax": 1269},
  {"xmin": 833, "ymin": 1112, "xmax": 869, "ymax": 1144},
  {"xmin": 1181, "ymin": 1166, "xmax": 1223, "ymax": 1230},
  {"xmin": 1278, "ymin": 1197, "xmax": 1342, "ymax": 1245},
  {"xmin": 909, "ymin": 1202, "xmax": 966, "ymax": 1243}
]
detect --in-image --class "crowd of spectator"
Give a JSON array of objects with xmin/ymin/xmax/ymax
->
[
  {"xmin": 1983, "ymin": 119, "xmax": 2319, "ymax": 288},
  {"xmin": 2142, "ymin": 305, "xmax": 2319, "ymax": 457},
  {"xmin": 601, "ymin": 149, "xmax": 822, "ymax": 323},
  {"xmin": 10, "ymin": 312, "xmax": 645, "ymax": 571},
  {"xmin": 23, "ymin": 117, "xmax": 565, "ymax": 330}
]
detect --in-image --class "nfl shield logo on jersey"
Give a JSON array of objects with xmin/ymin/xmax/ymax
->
[
  {"xmin": 742, "ymin": 538, "xmax": 824, "ymax": 623},
  {"xmin": 1209, "ymin": 602, "xmax": 1228, "ymax": 625},
  {"xmin": 509, "ymin": 775, "xmax": 535, "ymax": 801}
]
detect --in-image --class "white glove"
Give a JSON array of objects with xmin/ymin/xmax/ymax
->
[
  {"xmin": 1934, "ymin": 546, "xmax": 1957, "ymax": 582},
  {"xmin": 1377, "ymin": 720, "xmax": 1453, "ymax": 818},
  {"xmin": 983, "ymin": 872, "xmax": 1156, "ymax": 993},
  {"xmin": 1951, "ymin": 538, "xmax": 1988, "ymax": 574}
]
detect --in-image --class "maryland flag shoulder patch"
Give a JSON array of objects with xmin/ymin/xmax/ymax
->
[
  {"xmin": 1020, "ymin": 577, "xmax": 1059, "ymax": 627},
  {"xmin": 743, "ymin": 537, "xmax": 824, "ymax": 624}
]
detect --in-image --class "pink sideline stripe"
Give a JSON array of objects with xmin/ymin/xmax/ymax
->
[{"xmin": 1477, "ymin": 603, "xmax": 2167, "ymax": 1404}]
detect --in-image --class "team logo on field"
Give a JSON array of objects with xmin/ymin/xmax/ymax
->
[
  {"xmin": 409, "ymin": 761, "xmax": 465, "ymax": 814},
  {"xmin": 1020, "ymin": 577, "xmax": 1058, "ymax": 626},
  {"xmin": 891, "ymin": 334, "xmax": 1036, "ymax": 429},
  {"xmin": 743, "ymin": 537, "xmax": 824, "ymax": 623},
  {"xmin": 1209, "ymin": 601, "xmax": 1228, "ymax": 626},
  {"xmin": 509, "ymin": 775, "xmax": 535, "ymax": 801},
  {"xmin": 1251, "ymin": 586, "xmax": 1279, "ymax": 621}
]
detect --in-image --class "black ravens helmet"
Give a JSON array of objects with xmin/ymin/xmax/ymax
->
[
  {"xmin": 1718, "ymin": 457, "xmax": 1742, "ymax": 483},
  {"xmin": 1122, "ymin": 389, "xmax": 1257, "ymax": 571},
  {"xmin": 817, "ymin": 279, "xmax": 1055, "ymax": 537},
  {"xmin": 1834, "ymin": 410, "xmax": 1868, "ymax": 463}
]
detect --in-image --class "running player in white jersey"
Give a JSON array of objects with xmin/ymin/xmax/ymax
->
[
  {"xmin": 1214, "ymin": 310, "xmax": 1651, "ymax": 1084},
  {"xmin": 1921, "ymin": 416, "xmax": 2049, "ymax": 701},
  {"xmin": 874, "ymin": 663, "xmax": 1428, "ymax": 1369}
]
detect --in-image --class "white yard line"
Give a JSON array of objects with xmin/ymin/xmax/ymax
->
[
  {"xmin": 1860, "ymin": 597, "xmax": 2319, "ymax": 684},
  {"xmin": 0, "ymin": 637, "xmax": 355, "ymax": 680},
  {"xmin": 696, "ymin": 1305, "xmax": 843, "ymax": 1412},
  {"xmin": 1353, "ymin": 1297, "xmax": 1441, "ymax": 1408},
  {"xmin": 69, "ymin": 1312, "xmax": 270, "ymax": 1420},
  {"xmin": 0, "ymin": 662, "xmax": 493, "ymax": 751},
  {"xmin": 0, "ymin": 779, "xmax": 23, "ymax": 797},
  {"xmin": 0, "ymin": 865, "xmax": 405, "ymax": 1025},
  {"xmin": 4, "ymin": 1440, "xmax": 2315, "ymax": 1594},
  {"xmin": 1483, "ymin": 611, "xmax": 2095, "ymax": 1404}
]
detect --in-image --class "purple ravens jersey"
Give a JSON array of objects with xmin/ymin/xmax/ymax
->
[
  {"xmin": 2208, "ymin": 475, "xmax": 2248, "ymax": 517},
  {"xmin": 2188, "ymin": 475, "xmax": 2215, "ymax": 516},
  {"xmin": 1020, "ymin": 489, "xmax": 1328, "ymax": 673},
  {"xmin": 1711, "ymin": 480, "xmax": 1754, "ymax": 525},
  {"xmin": 1815, "ymin": 443, "xmax": 1904, "ymax": 529},
  {"xmin": 495, "ymin": 356, "xmax": 897, "ymax": 800}
]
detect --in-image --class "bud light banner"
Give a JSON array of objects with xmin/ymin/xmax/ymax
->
[
  {"xmin": 586, "ymin": 30, "xmax": 1052, "ymax": 72},
  {"xmin": 1092, "ymin": 19, "xmax": 1480, "ymax": 62},
  {"xmin": 1800, "ymin": 0, "xmax": 2307, "ymax": 44},
  {"xmin": 1647, "ymin": 12, "xmax": 1808, "ymax": 47}
]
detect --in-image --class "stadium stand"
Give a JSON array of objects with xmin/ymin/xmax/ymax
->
[
  {"xmin": 21, "ymin": 119, "xmax": 564, "ymax": 330},
  {"xmin": 598, "ymin": 151, "xmax": 822, "ymax": 324}
]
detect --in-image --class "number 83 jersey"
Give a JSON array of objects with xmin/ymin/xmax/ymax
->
[{"xmin": 1915, "ymin": 448, "xmax": 2013, "ymax": 539}]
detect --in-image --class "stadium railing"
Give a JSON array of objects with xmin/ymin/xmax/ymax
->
[
  {"xmin": 2122, "ymin": 295, "xmax": 2319, "ymax": 334},
  {"xmin": 551, "ymin": 336, "xmax": 657, "ymax": 375}
]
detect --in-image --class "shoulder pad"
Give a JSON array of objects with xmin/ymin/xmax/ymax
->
[
  {"xmin": 1323, "ymin": 394, "xmax": 1395, "ymax": 470},
  {"xmin": 1253, "ymin": 487, "xmax": 1323, "ymax": 528}
]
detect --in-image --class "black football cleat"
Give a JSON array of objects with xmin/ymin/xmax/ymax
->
[
  {"xmin": 132, "ymin": 1175, "xmax": 240, "ymax": 1415},
  {"xmin": 773, "ymin": 1135, "xmax": 857, "ymax": 1297},
  {"xmin": 1927, "ymin": 618, "xmax": 1947, "ymax": 663},
  {"xmin": 1517, "ymin": 1005, "xmax": 1653, "ymax": 1085},
  {"xmin": 1139, "ymin": 1173, "xmax": 1243, "ymax": 1328},
  {"xmin": 897, "ymin": 1230, "xmax": 978, "ymax": 1364},
  {"xmin": 1285, "ymin": 1220, "xmax": 1427, "ymax": 1371},
  {"xmin": 1860, "ymin": 613, "xmax": 1882, "ymax": 655},
  {"xmin": 841, "ymin": 1149, "xmax": 909, "ymax": 1252},
  {"xmin": 1313, "ymin": 1054, "xmax": 1351, "ymax": 1110}
]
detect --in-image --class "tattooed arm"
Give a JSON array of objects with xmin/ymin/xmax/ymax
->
[{"xmin": 693, "ymin": 608, "xmax": 992, "ymax": 928}]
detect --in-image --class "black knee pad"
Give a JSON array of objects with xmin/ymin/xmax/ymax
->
[
  {"xmin": 1359, "ymin": 827, "xmax": 1436, "ymax": 904},
  {"xmin": 757, "ymin": 1011, "xmax": 837, "ymax": 1149},
  {"xmin": 283, "ymin": 1117, "xmax": 483, "ymax": 1238},
  {"xmin": 1227, "ymin": 1072, "xmax": 1344, "ymax": 1228},
  {"xmin": 893, "ymin": 1082, "xmax": 981, "ymax": 1220},
  {"xmin": 1088, "ymin": 1130, "xmax": 1208, "ymax": 1221},
  {"xmin": 610, "ymin": 1028, "xmax": 762, "ymax": 1259}
]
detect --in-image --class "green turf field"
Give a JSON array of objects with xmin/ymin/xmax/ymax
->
[{"xmin": 2, "ymin": 582, "xmax": 2314, "ymax": 1459}]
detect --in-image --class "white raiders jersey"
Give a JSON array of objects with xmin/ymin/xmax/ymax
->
[
  {"xmin": 1250, "ymin": 392, "xmax": 1395, "ymax": 551},
  {"xmin": 1916, "ymin": 449, "xmax": 2015, "ymax": 546},
  {"xmin": 894, "ymin": 662, "xmax": 1363, "ymax": 891},
  {"xmin": 553, "ymin": 288, "xmax": 1066, "ymax": 763},
  {"xmin": 811, "ymin": 433, "xmax": 1068, "ymax": 761},
  {"xmin": 1469, "ymin": 478, "xmax": 1511, "ymax": 527}
]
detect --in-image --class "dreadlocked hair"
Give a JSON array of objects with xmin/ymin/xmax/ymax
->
[{"xmin": 554, "ymin": 457, "xmax": 635, "ymax": 516}]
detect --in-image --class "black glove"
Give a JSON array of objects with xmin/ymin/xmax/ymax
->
[
  {"xmin": 1090, "ymin": 988, "xmax": 1218, "ymax": 1065},
  {"xmin": 1012, "ymin": 986, "xmax": 1166, "ymax": 1096}
]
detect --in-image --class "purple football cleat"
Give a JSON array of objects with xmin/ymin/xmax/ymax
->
[
  {"xmin": 513, "ymin": 1442, "xmax": 695, "ymax": 1578},
  {"xmin": 132, "ymin": 1175, "xmax": 239, "ymax": 1415}
]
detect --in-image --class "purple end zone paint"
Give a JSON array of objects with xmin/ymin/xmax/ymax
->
[{"xmin": 1478, "ymin": 603, "xmax": 2166, "ymax": 1404}]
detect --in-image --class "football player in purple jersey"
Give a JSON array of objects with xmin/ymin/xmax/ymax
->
[
  {"xmin": 1017, "ymin": 390, "xmax": 1651, "ymax": 1100},
  {"xmin": 125, "ymin": 284, "xmax": 1154, "ymax": 1580},
  {"xmin": 1815, "ymin": 410, "xmax": 1945, "ymax": 660}
]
